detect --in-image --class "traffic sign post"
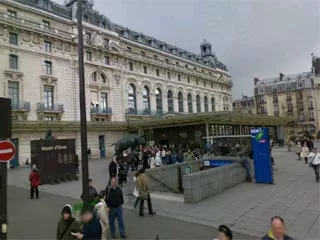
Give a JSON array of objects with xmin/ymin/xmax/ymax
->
[{"xmin": 0, "ymin": 97, "xmax": 12, "ymax": 240}]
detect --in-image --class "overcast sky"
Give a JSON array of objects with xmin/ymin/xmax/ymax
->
[{"xmin": 54, "ymin": 0, "xmax": 320, "ymax": 98}]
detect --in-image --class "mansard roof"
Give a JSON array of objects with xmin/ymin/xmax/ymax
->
[{"xmin": 14, "ymin": 0, "xmax": 228, "ymax": 72}]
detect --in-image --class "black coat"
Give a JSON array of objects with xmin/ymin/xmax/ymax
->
[
  {"xmin": 109, "ymin": 161, "xmax": 117, "ymax": 177},
  {"xmin": 81, "ymin": 215, "xmax": 102, "ymax": 240}
]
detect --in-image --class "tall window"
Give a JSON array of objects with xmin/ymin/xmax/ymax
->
[
  {"xmin": 44, "ymin": 86, "xmax": 54, "ymax": 109},
  {"xmin": 178, "ymin": 92, "xmax": 184, "ymax": 112},
  {"xmin": 9, "ymin": 32, "xmax": 18, "ymax": 45},
  {"xmin": 44, "ymin": 41, "xmax": 52, "ymax": 52},
  {"xmin": 187, "ymin": 93, "xmax": 193, "ymax": 113},
  {"xmin": 177, "ymin": 74, "xmax": 181, "ymax": 81},
  {"xmin": 143, "ymin": 66, "xmax": 148, "ymax": 74},
  {"xmin": 104, "ymin": 56, "xmax": 110, "ymax": 65},
  {"xmin": 156, "ymin": 69, "xmax": 160, "ymax": 77},
  {"xmin": 9, "ymin": 55, "xmax": 18, "ymax": 69},
  {"xmin": 167, "ymin": 90, "xmax": 173, "ymax": 112},
  {"xmin": 100, "ymin": 93, "xmax": 108, "ymax": 110},
  {"xmin": 187, "ymin": 76, "xmax": 190, "ymax": 83},
  {"xmin": 86, "ymin": 51, "xmax": 92, "ymax": 61},
  {"xmin": 8, "ymin": 10, "xmax": 17, "ymax": 20},
  {"xmin": 8, "ymin": 82, "xmax": 19, "ymax": 108},
  {"xmin": 128, "ymin": 84, "xmax": 136, "ymax": 112},
  {"xmin": 204, "ymin": 96, "xmax": 208, "ymax": 112},
  {"xmin": 167, "ymin": 72, "xmax": 171, "ymax": 79},
  {"xmin": 196, "ymin": 79, "xmax": 199, "ymax": 85},
  {"xmin": 196, "ymin": 95, "xmax": 201, "ymax": 112},
  {"xmin": 129, "ymin": 62, "xmax": 134, "ymax": 71},
  {"xmin": 142, "ymin": 86, "xmax": 150, "ymax": 112},
  {"xmin": 45, "ymin": 61, "xmax": 52, "ymax": 74},
  {"xmin": 211, "ymin": 97, "xmax": 215, "ymax": 112},
  {"xmin": 155, "ymin": 88, "xmax": 162, "ymax": 112}
]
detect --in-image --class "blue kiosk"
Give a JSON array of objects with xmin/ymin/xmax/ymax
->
[{"xmin": 251, "ymin": 127, "xmax": 273, "ymax": 184}]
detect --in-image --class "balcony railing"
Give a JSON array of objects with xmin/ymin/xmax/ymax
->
[
  {"xmin": 37, "ymin": 103, "xmax": 64, "ymax": 113},
  {"xmin": 126, "ymin": 108, "xmax": 152, "ymax": 115},
  {"xmin": 273, "ymin": 111, "xmax": 280, "ymax": 116},
  {"xmin": 11, "ymin": 101, "xmax": 30, "ymax": 111},
  {"xmin": 0, "ymin": 12, "xmax": 71, "ymax": 39},
  {"xmin": 91, "ymin": 107, "xmax": 112, "ymax": 114}
]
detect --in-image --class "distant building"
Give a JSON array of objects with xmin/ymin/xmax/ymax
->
[
  {"xmin": 233, "ymin": 95, "xmax": 256, "ymax": 114},
  {"xmin": 254, "ymin": 55, "xmax": 320, "ymax": 135}
]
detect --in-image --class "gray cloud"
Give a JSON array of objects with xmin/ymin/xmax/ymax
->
[{"xmin": 54, "ymin": 0, "xmax": 320, "ymax": 98}]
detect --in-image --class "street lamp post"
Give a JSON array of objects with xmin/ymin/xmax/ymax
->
[{"xmin": 77, "ymin": 0, "xmax": 90, "ymax": 209}]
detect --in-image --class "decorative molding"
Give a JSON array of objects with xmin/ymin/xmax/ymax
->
[{"xmin": 4, "ymin": 70, "xmax": 24, "ymax": 81}]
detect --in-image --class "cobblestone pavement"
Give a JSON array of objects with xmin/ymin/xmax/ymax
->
[{"xmin": 8, "ymin": 146, "xmax": 320, "ymax": 239}]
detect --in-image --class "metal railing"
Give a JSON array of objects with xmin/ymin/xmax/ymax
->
[
  {"xmin": 37, "ymin": 103, "xmax": 64, "ymax": 112},
  {"xmin": 11, "ymin": 101, "xmax": 30, "ymax": 111},
  {"xmin": 90, "ymin": 107, "xmax": 112, "ymax": 114},
  {"xmin": 126, "ymin": 108, "xmax": 153, "ymax": 115}
]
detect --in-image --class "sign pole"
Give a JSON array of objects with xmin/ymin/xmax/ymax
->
[
  {"xmin": 77, "ymin": 0, "xmax": 90, "ymax": 209},
  {"xmin": 0, "ymin": 97, "xmax": 12, "ymax": 240}
]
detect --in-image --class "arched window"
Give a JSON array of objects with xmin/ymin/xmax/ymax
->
[
  {"xmin": 167, "ymin": 90, "xmax": 174, "ymax": 112},
  {"xmin": 142, "ymin": 86, "xmax": 150, "ymax": 114},
  {"xmin": 196, "ymin": 95, "xmax": 201, "ymax": 112},
  {"xmin": 211, "ymin": 97, "xmax": 215, "ymax": 112},
  {"xmin": 187, "ymin": 93, "xmax": 193, "ymax": 113},
  {"xmin": 155, "ymin": 88, "xmax": 162, "ymax": 113},
  {"xmin": 128, "ymin": 84, "xmax": 136, "ymax": 113},
  {"xmin": 204, "ymin": 96, "xmax": 208, "ymax": 112},
  {"xmin": 178, "ymin": 92, "xmax": 184, "ymax": 112}
]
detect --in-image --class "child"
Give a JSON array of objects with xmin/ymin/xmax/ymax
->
[{"xmin": 29, "ymin": 167, "xmax": 40, "ymax": 199}]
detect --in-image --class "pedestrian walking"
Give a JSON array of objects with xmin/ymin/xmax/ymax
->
[
  {"xmin": 262, "ymin": 216, "xmax": 295, "ymax": 240},
  {"xmin": 301, "ymin": 142, "xmax": 310, "ymax": 164},
  {"xmin": 308, "ymin": 148, "xmax": 320, "ymax": 183},
  {"xmin": 136, "ymin": 168, "xmax": 156, "ymax": 217},
  {"xmin": 74, "ymin": 209, "xmax": 102, "ymax": 239},
  {"xmin": 295, "ymin": 142, "xmax": 301, "ymax": 160},
  {"xmin": 56, "ymin": 204, "xmax": 81, "ymax": 240},
  {"xmin": 109, "ymin": 156, "xmax": 118, "ymax": 183},
  {"xmin": 94, "ymin": 191, "xmax": 109, "ymax": 240},
  {"xmin": 87, "ymin": 148, "xmax": 92, "ymax": 161},
  {"xmin": 118, "ymin": 161, "xmax": 127, "ymax": 187},
  {"xmin": 133, "ymin": 171, "xmax": 140, "ymax": 209},
  {"xmin": 29, "ymin": 167, "xmax": 40, "ymax": 199},
  {"xmin": 213, "ymin": 225, "xmax": 233, "ymax": 240},
  {"xmin": 105, "ymin": 177, "xmax": 127, "ymax": 239},
  {"xmin": 80, "ymin": 179, "xmax": 98, "ymax": 203}
]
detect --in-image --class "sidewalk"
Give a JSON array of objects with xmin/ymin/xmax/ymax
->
[{"xmin": 8, "ymin": 149, "xmax": 320, "ymax": 239}]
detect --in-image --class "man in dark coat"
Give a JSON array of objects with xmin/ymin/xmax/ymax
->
[
  {"xmin": 109, "ymin": 156, "xmax": 118, "ymax": 183},
  {"xmin": 262, "ymin": 216, "xmax": 295, "ymax": 240},
  {"xmin": 74, "ymin": 209, "xmax": 102, "ymax": 239},
  {"xmin": 80, "ymin": 179, "xmax": 98, "ymax": 203}
]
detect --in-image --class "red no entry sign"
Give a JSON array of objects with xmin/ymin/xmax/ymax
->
[{"xmin": 0, "ymin": 140, "xmax": 16, "ymax": 162}]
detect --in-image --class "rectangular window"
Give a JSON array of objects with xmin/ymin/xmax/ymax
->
[
  {"xmin": 45, "ymin": 117, "xmax": 54, "ymax": 121},
  {"xmin": 177, "ymin": 74, "xmax": 181, "ymax": 81},
  {"xmin": 9, "ymin": 32, "xmax": 18, "ymax": 45},
  {"xmin": 45, "ymin": 61, "xmax": 52, "ymax": 74},
  {"xmin": 156, "ymin": 69, "xmax": 160, "ymax": 77},
  {"xmin": 129, "ymin": 62, "xmax": 134, "ymax": 71},
  {"xmin": 42, "ymin": 20, "xmax": 50, "ymax": 29},
  {"xmin": 43, "ymin": 86, "xmax": 54, "ymax": 109},
  {"xmin": 100, "ymin": 93, "xmax": 108, "ymax": 110},
  {"xmin": 8, "ymin": 82, "xmax": 19, "ymax": 107},
  {"xmin": 104, "ymin": 38, "xmax": 109, "ymax": 48},
  {"xmin": 165, "ymin": 59, "xmax": 169, "ymax": 64},
  {"xmin": 104, "ymin": 56, "xmax": 110, "ymax": 65},
  {"xmin": 167, "ymin": 72, "xmax": 171, "ymax": 79},
  {"xmin": 176, "ymin": 62, "xmax": 179, "ymax": 66},
  {"xmin": 127, "ymin": 47, "xmax": 131, "ymax": 52},
  {"xmin": 8, "ymin": 10, "xmax": 17, "ymax": 19},
  {"xmin": 9, "ymin": 55, "xmax": 18, "ymax": 69},
  {"xmin": 86, "ymin": 51, "xmax": 92, "ymax": 61},
  {"xmin": 187, "ymin": 76, "xmax": 190, "ymax": 83},
  {"xmin": 141, "ymin": 51, "xmax": 145, "ymax": 56},
  {"xmin": 143, "ymin": 66, "xmax": 148, "ymax": 74},
  {"xmin": 185, "ymin": 64, "xmax": 188, "ymax": 69},
  {"xmin": 154, "ymin": 55, "xmax": 158, "ymax": 60},
  {"xmin": 44, "ymin": 41, "xmax": 52, "ymax": 52},
  {"xmin": 204, "ymin": 81, "xmax": 206, "ymax": 87},
  {"xmin": 196, "ymin": 79, "xmax": 199, "ymax": 85}
]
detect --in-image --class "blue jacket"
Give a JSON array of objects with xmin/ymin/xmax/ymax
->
[{"xmin": 82, "ymin": 215, "xmax": 102, "ymax": 240}]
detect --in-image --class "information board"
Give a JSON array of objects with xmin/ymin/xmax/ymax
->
[{"xmin": 251, "ymin": 127, "xmax": 273, "ymax": 184}]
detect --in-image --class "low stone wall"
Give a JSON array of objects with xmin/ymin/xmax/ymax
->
[
  {"xmin": 145, "ymin": 160, "xmax": 203, "ymax": 193},
  {"xmin": 183, "ymin": 162, "xmax": 247, "ymax": 203}
]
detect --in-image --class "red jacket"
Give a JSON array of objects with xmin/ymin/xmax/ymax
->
[{"xmin": 29, "ymin": 171, "xmax": 40, "ymax": 187}]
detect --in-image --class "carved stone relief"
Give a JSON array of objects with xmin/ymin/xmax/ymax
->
[
  {"xmin": 22, "ymin": 31, "xmax": 31, "ymax": 42},
  {"xmin": 63, "ymin": 43, "xmax": 71, "ymax": 52},
  {"xmin": 32, "ymin": 35, "xmax": 40, "ymax": 44},
  {"xmin": 55, "ymin": 40, "xmax": 63, "ymax": 50}
]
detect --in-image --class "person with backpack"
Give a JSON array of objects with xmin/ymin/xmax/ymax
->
[
  {"xmin": 57, "ymin": 204, "xmax": 81, "ymax": 240},
  {"xmin": 105, "ymin": 177, "xmax": 127, "ymax": 239},
  {"xmin": 94, "ymin": 191, "xmax": 109, "ymax": 240},
  {"xmin": 29, "ymin": 166, "xmax": 40, "ymax": 199}
]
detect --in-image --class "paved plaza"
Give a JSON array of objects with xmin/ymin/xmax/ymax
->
[{"xmin": 7, "ymin": 147, "xmax": 320, "ymax": 239}]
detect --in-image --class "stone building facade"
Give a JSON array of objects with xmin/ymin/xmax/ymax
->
[
  {"xmin": 232, "ymin": 95, "xmax": 256, "ymax": 114},
  {"xmin": 0, "ymin": 0, "xmax": 233, "ymax": 163},
  {"xmin": 253, "ymin": 61, "xmax": 320, "ymax": 136}
]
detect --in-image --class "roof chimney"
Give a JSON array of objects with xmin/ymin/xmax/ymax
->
[
  {"xmin": 254, "ymin": 77, "xmax": 259, "ymax": 85},
  {"xmin": 279, "ymin": 73, "xmax": 284, "ymax": 81}
]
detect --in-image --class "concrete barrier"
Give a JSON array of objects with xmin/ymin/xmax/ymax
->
[
  {"xmin": 145, "ymin": 160, "xmax": 203, "ymax": 193},
  {"xmin": 183, "ymin": 162, "xmax": 247, "ymax": 203}
]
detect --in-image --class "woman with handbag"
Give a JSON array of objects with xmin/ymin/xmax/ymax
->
[{"xmin": 136, "ymin": 169, "xmax": 156, "ymax": 217}]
